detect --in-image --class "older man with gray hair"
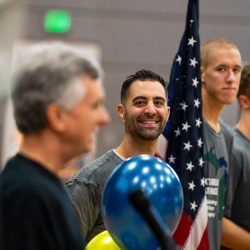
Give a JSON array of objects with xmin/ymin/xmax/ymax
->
[{"xmin": 0, "ymin": 42, "xmax": 110, "ymax": 250}]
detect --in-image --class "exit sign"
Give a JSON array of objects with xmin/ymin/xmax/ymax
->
[{"xmin": 44, "ymin": 10, "xmax": 71, "ymax": 33}]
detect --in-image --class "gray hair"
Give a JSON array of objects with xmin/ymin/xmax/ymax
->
[{"xmin": 11, "ymin": 42, "xmax": 103, "ymax": 135}]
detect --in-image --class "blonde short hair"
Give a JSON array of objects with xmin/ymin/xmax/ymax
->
[{"xmin": 201, "ymin": 38, "xmax": 239, "ymax": 68}]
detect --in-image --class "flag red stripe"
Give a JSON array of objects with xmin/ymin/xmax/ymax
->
[
  {"xmin": 173, "ymin": 212, "xmax": 192, "ymax": 247},
  {"xmin": 197, "ymin": 226, "xmax": 209, "ymax": 250}
]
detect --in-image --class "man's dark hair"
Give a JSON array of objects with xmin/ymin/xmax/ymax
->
[
  {"xmin": 238, "ymin": 65, "xmax": 250, "ymax": 99},
  {"xmin": 120, "ymin": 69, "xmax": 168, "ymax": 104}
]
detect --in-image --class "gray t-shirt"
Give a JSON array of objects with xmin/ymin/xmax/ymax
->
[
  {"xmin": 203, "ymin": 118, "xmax": 233, "ymax": 250},
  {"xmin": 222, "ymin": 128, "xmax": 250, "ymax": 250},
  {"xmin": 64, "ymin": 149, "xmax": 123, "ymax": 243}
]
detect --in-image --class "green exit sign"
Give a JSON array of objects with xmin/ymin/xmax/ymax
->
[{"xmin": 44, "ymin": 10, "xmax": 71, "ymax": 33}]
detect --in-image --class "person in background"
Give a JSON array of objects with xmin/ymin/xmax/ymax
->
[
  {"xmin": 200, "ymin": 38, "xmax": 242, "ymax": 250},
  {"xmin": 221, "ymin": 64, "xmax": 250, "ymax": 250},
  {"xmin": 0, "ymin": 42, "xmax": 110, "ymax": 249},
  {"xmin": 65, "ymin": 69, "xmax": 170, "ymax": 243}
]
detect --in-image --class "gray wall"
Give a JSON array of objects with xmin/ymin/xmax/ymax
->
[
  {"xmin": 1, "ymin": 0, "xmax": 250, "ymax": 165},
  {"xmin": 0, "ymin": 0, "xmax": 28, "ymax": 169}
]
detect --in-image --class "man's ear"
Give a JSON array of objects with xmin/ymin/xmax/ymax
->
[
  {"xmin": 166, "ymin": 106, "xmax": 170, "ymax": 121},
  {"xmin": 238, "ymin": 95, "xmax": 250, "ymax": 109},
  {"xmin": 117, "ymin": 104, "xmax": 125, "ymax": 122},
  {"xmin": 46, "ymin": 103, "xmax": 66, "ymax": 132},
  {"xmin": 200, "ymin": 66, "xmax": 205, "ymax": 83}
]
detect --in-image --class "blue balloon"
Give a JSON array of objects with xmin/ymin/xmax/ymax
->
[{"xmin": 102, "ymin": 155, "xmax": 183, "ymax": 250}]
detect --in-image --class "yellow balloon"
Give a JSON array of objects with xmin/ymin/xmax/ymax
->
[{"xmin": 85, "ymin": 230, "xmax": 121, "ymax": 250}]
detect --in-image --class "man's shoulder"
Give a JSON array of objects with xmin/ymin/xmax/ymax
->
[
  {"xmin": 0, "ymin": 168, "xmax": 63, "ymax": 207},
  {"xmin": 1, "ymin": 154, "xmax": 63, "ymax": 194},
  {"xmin": 231, "ymin": 128, "xmax": 250, "ymax": 162},
  {"xmin": 81, "ymin": 149, "xmax": 122, "ymax": 173},
  {"xmin": 234, "ymin": 128, "xmax": 250, "ymax": 147},
  {"xmin": 66, "ymin": 149, "xmax": 123, "ymax": 184},
  {"xmin": 0, "ymin": 155, "xmax": 33, "ymax": 187}
]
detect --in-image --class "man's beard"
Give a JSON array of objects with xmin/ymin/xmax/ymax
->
[{"xmin": 125, "ymin": 114, "xmax": 166, "ymax": 141}]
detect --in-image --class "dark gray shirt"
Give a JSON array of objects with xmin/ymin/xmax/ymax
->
[
  {"xmin": 65, "ymin": 149, "xmax": 123, "ymax": 243},
  {"xmin": 222, "ymin": 128, "xmax": 250, "ymax": 250},
  {"xmin": 203, "ymin": 119, "xmax": 233, "ymax": 250}
]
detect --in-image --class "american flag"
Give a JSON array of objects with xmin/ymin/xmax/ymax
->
[{"xmin": 159, "ymin": 0, "xmax": 209, "ymax": 249}]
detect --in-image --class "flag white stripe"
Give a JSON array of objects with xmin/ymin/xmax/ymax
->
[{"xmin": 183, "ymin": 196, "xmax": 208, "ymax": 250}]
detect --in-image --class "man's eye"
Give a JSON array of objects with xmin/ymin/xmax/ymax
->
[
  {"xmin": 218, "ymin": 67, "xmax": 225, "ymax": 72},
  {"xmin": 234, "ymin": 68, "xmax": 241, "ymax": 73},
  {"xmin": 155, "ymin": 101, "xmax": 165, "ymax": 107},
  {"xmin": 135, "ymin": 101, "xmax": 144, "ymax": 105},
  {"xmin": 92, "ymin": 102, "xmax": 100, "ymax": 109}
]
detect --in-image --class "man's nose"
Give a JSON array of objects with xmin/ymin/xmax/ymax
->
[
  {"xmin": 226, "ymin": 69, "xmax": 236, "ymax": 82},
  {"xmin": 145, "ymin": 102, "xmax": 156, "ymax": 116},
  {"xmin": 99, "ymin": 106, "xmax": 110, "ymax": 125}
]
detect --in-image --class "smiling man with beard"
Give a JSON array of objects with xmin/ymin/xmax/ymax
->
[{"xmin": 65, "ymin": 69, "xmax": 170, "ymax": 244}]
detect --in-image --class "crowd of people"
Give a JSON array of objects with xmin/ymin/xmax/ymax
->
[{"xmin": 0, "ymin": 37, "xmax": 249, "ymax": 250}]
